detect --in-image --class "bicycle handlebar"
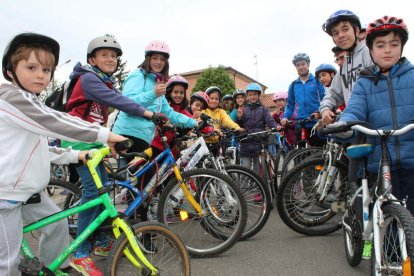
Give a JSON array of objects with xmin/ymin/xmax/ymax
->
[{"xmin": 318, "ymin": 121, "xmax": 414, "ymax": 137}]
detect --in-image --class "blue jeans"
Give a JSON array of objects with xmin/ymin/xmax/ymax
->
[{"xmin": 75, "ymin": 163, "xmax": 109, "ymax": 258}]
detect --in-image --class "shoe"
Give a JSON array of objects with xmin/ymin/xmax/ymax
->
[
  {"xmin": 70, "ymin": 256, "xmax": 103, "ymax": 276},
  {"xmin": 93, "ymin": 241, "xmax": 112, "ymax": 257},
  {"xmin": 362, "ymin": 240, "xmax": 372, "ymax": 260}
]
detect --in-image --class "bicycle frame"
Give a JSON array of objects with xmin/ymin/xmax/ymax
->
[{"xmin": 21, "ymin": 147, "xmax": 158, "ymax": 274}]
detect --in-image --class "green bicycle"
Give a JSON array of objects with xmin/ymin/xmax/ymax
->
[{"xmin": 20, "ymin": 141, "xmax": 191, "ymax": 276}]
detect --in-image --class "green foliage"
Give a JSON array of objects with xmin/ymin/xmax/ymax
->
[
  {"xmin": 113, "ymin": 57, "xmax": 129, "ymax": 90},
  {"xmin": 192, "ymin": 65, "xmax": 235, "ymax": 97}
]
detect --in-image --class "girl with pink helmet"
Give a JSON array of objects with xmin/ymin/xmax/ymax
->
[{"xmin": 271, "ymin": 91, "xmax": 296, "ymax": 146}]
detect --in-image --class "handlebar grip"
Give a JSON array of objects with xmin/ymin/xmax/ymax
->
[
  {"xmin": 114, "ymin": 139, "xmax": 133, "ymax": 153},
  {"xmin": 318, "ymin": 124, "xmax": 349, "ymax": 135}
]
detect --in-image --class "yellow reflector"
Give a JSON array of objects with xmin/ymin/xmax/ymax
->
[
  {"xmin": 315, "ymin": 165, "xmax": 324, "ymax": 171},
  {"xmin": 179, "ymin": 210, "xmax": 189, "ymax": 221},
  {"xmin": 403, "ymin": 257, "xmax": 411, "ymax": 276}
]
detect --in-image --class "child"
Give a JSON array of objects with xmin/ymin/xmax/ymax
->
[
  {"xmin": 315, "ymin": 63, "xmax": 337, "ymax": 88},
  {"xmin": 237, "ymin": 83, "xmax": 277, "ymax": 171},
  {"xmin": 186, "ymin": 91, "xmax": 210, "ymax": 119},
  {"xmin": 319, "ymin": 9, "xmax": 374, "ymax": 125},
  {"xmin": 229, "ymin": 89, "xmax": 246, "ymax": 122},
  {"xmin": 221, "ymin": 94, "xmax": 234, "ymax": 114},
  {"xmin": 113, "ymin": 40, "xmax": 196, "ymax": 161},
  {"xmin": 271, "ymin": 91, "xmax": 296, "ymax": 147},
  {"xmin": 61, "ymin": 35, "xmax": 159, "ymax": 275},
  {"xmin": 203, "ymin": 86, "xmax": 242, "ymax": 155},
  {"xmin": 0, "ymin": 32, "xmax": 125, "ymax": 276},
  {"xmin": 339, "ymin": 16, "xmax": 414, "ymax": 215}
]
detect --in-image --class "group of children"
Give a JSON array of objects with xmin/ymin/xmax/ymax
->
[{"xmin": 1, "ymin": 8, "xmax": 413, "ymax": 276}]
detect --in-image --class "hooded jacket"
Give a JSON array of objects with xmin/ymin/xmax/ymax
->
[
  {"xmin": 319, "ymin": 41, "xmax": 374, "ymax": 113},
  {"xmin": 113, "ymin": 68, "xmax": 196, "ymax": 144},
  {"xmin": 238, "ymin": 102, "xmax": 277, "ymax": 156},
  {"xmin": 340, "ymin": 58, "xmax": 414, "ymax": 172},
  {"xmin": 202, "ymin": 107, "xmax": 240, "ymax": 144},
  {"xmin": 0, "ymin": 83, "xmax": 109, "ymax": 201}
]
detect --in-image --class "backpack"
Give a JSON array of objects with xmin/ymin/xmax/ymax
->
[
  {"xmin": 45, "ymin": 79, "xmax": 77, "ymax": 112},
  {"xmin": 45, "ymin": 77, "xmax": 91, "ymax": 118}
]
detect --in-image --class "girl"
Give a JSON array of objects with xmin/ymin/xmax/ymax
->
[
  {"xmin": 186, "ymin": 91, "xmax": 210, "ymax": 119},
  {"xmin": 271, "ymin": 91, "xmax": 296, "ymax": 147},
  {"xmin": 113, "ymin": 40, "xmax": 196, "ymax": 163},
  {"xmin": 203, "ymin": 86, "xmax": 243, "ymax": 155},
  {"xmin": 229, "ymin": 89, "xmax": 246, "ymax": 122}
]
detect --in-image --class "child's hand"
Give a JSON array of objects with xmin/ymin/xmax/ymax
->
[
  {"xmin": 78, "ymin": 151, "xmax": 89, "ymax": 165},
  {"xmin": 192, "ymin": 110, "xmax": 201, "ymax": 119},
  {"xmin": 237, "ymin": 107, "xmax": 243, "ymax": 119},
  {"xmin": 155, "ymin": 79, "xmax": 166, "ymax": 97},
  {"xmin": 107, "ymin": 132, "xmax": 128, "ymax": 156}
]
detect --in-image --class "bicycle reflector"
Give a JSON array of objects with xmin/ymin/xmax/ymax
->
[
  {"xmin": 403, "ymin": 257, "xmax": 411, "ymax": 275},
  {"xmin": 314, "ymin": 165, "xmax": 324, "ymax": 171},
  {"xmin": 180, "ymin": 210, "xmax": 189, "ymax": 221}
]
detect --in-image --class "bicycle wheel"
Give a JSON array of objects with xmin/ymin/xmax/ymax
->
[
  {"xmin": 281, "ymin": 147, "xmax": 323, "ymax": 178},
  {"xmin": 277, "ymin": 157, "xmax": 347, "ymax": 236},
  {"xmin": 343, "ymin": 182, "xmax": 363, "ymax": 266},
  {"xmin": 46, "ymin": 180, "xmax": 81, "ymax": 239},
  {"xmin": 50, "ymin": 164, "xmax": 69, "ymax": 182},
  {"xmin": 105, "ymin": 221, "xmax": 191, "ymax": 276},
  {"xmin": 274, "ymin": 148, "xmax": 287, "ymax": 195},
  {"xmin": 157, "ymin": 168, "xmax": 247, "ymax": 258},
  {"xmin": 225, "ymin": 165, "xmax": 271, "ymax": 240},
  {"xmin": 371, "ymin": 203, "xmax": 414, "ymax": 275}
]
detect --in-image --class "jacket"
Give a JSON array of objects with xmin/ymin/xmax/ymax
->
[
  {"xmin": 340, "ymin": 58, "xmax": 414, "ymax": 172},
  {"xmin": 202, "ymin": 107, "xmax": 240, "ymax": 144},
  {"xmin": 272, "ymin": 109, "xmax": 296, "ymax": 146},
  {"xmin": 0, "ymin": 83, "xmax": 109, "ymax": 201},
  {"xmin": 113, "ymin": 68, "xmax": 196, "ymax": 144},
  {"xmin": 63, "ymin": 63, "xmax": 147, "ymax": 150},
  {"xmin": 238, "ymin": 102, "xmax": 277, "ymax": 156},
  {"xmin": 319, "ymin": 41, "xmax": 374, "ymax": 113},
  {"xmin": 283, "ymin": 73, "xmax": 325, "ymax": 128}
]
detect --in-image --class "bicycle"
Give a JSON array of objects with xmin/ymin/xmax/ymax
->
[
  {"xmin": 320, "ymin": 121, "xmax": 414, "ymax": 275},
  {"xmin": 53, "ymin": 121, "xmax": 247, "ymax": 258},
  {"xmin": 21, "ymin": 141, "xmax": 191, "ymax": 276},
  {"xmin": 276, "ymin": 137, "xmax": 348, "ymax": 236}
]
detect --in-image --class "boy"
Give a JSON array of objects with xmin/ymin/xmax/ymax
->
[
  {"xmin": 314, "ymin": 63, "xmax": 337, "ymax": 88},
  {"xmin": 338, "ymin": 16, "xmax": 414, "ymax": 214},
  {"xmin": 0, "ymin": 32, "xmax": 125, "ymax": 276}
]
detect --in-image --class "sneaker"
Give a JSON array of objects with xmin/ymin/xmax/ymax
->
[
  {"xmin": 70, "ymin": 256, "xmax": 103, "ymax": 276},
  {"xmin": 362, "ymin": 240, "xmax": 372, "ymax": 260},
  {"xmin": 93, "ymin": 241, "xmax": 113, "ymax": 257}
]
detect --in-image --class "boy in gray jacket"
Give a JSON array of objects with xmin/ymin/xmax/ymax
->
[{"xmin": 0, "ymin": 33, "xmax": 125, "ymax": 275}]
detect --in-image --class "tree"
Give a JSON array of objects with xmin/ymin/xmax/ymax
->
[
  {"xmin": 192, "ymin": 65, "xmax": 235, "ymax": 96},
  {"xmin": 113, "ymin": 57, "xmax": 129, "ymax": 90}
]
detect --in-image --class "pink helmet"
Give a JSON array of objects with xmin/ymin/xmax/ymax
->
[
  {"xmin": 145, "ymin": 40, "xmax": 170, "ymax": 58},
  {"xmin": 191, "ymin": 91, "xmax": 210, "ymax": 108},
  {"xmin": 166, "ymin": 74, "xmax": 188, "ymax": 91},
  {"xmin": 272, "ymin": 91, "xmax": 288, "ymax": 101}
]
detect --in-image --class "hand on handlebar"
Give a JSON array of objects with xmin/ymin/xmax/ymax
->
[
  {"xmin": 107, "ymin": 132, "xmax": 129, "ymax": 156},
  {"xmin": 151, "ymin": 113, "xmax": 168, "ymax": 125},
  {"xmin": 321, "ymin": 110, "xmax": 336, "ymax": 126}
]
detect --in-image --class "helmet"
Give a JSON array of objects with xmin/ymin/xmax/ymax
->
[
  {"xmin": 366, "ymin": 16, "xmax": 409, "ymax": 47},
  {"xmin": 145, "ymin": 40, "xmax": 170, "ymax": 58},
  {"xmin": 166, "ymin": 74, "xmax": 188, "ymax": 91},
  {"xmin": 322, "ymin": 10, "xmax": 361, "ymax": 36},
  {"xmin": 222, "ymin": 94, "xmax": 233, "ymax": 101},
  {"xmin": 292, "ymin": 53, "xmax": 310, "ymax": 65},
  {"xmin": 246, "ymin": 82, "xmax": 262, "ymax": 94},
  {"xmin": 87, "ymin": 35, "xmax": 122, "ymax": 58},
  {"xmin": 205, "ymin": 86, "xmax": 222, "ymax": 97},
  {"xmin": 3, "ymin": 32, "xmax": 60, "ymax": 81},
  {"xmin": 233, "ymin": 89, "xmax": 246, "ymax": 100},
  {"xmin": 315, "ymin": 63, "xmax": 337, "ymax": 77},
  {"xmin": 272, "ymin": 91, "xmax": 288, "ymax": 101},
  {"xmin": 191, "ymin": 91, "xmax": 210, "ymax": 108}
]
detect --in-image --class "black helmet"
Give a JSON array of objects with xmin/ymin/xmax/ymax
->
[{"xmin": 2, "ymin": 32, "xmax": 60, "ymax": 81}]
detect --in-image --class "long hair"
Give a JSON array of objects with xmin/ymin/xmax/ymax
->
[{"xmin": 138, "ymin": 53, "xmax": 169, "ymax": 81}]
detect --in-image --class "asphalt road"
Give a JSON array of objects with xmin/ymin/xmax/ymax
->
[{"xmin": 25, "ymin": 207, "xmax": 370, "ymax": 275}]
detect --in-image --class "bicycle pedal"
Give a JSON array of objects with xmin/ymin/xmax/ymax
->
[
  {"xmin": 19, "ymin": 257, "xmax": 54, "ymax": 275},
  {"xmin": 331, "ymin": 201, "xmax": 346, "ymax": 212}
]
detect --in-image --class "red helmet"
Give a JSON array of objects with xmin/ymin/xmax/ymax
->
[
  {"xmin": 366, "ymin": 16, "xmax": 408, "ymax": 48},
  {"xmin": 191, "ymin": 91, "xmax": 210, "ymax": 108},
  {"xmin": 145, "ymin": 40, "xmax": 170, "ymax": 58}
]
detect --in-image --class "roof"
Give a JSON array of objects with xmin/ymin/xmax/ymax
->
[
  {"xmin": 260, "ymin": 93, "xmax": 275, "ymax": 109},
  {"xmin": 180, "ymin": 66, "xmax": 268, "ymax": 91}
]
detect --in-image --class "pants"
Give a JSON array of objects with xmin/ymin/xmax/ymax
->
[
  {"xmin": 0, "ymin": 204, "xmax": 22, "ymax": 276},
  {"xmin": 241, "ymin": 155, "xmax": 269, "ymax": 183},
  {"xmin": 22, "ymin": 192, "xmax": 70, "ymax": 268},
  {"xmin": 75, "ymin": 163, "xmax": 109, "ymax": 258},
  {"xmin": 390, "ymin": 168, "xmax": 414, "ymax": 215}
]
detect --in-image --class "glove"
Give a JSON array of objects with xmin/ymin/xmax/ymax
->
[
  {"xmin": 328, "ymin": 121, "xmax": 353, "ymax": 139},
  {"xmin": 195, "ymin": 120, "xmax": 207, "ymax": 132},
  {"xmin": 151, "ymin": 113, "xmax": 168, "ymax": 125}
]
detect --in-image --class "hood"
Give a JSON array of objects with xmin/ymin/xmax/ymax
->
[
  {"xmin": 359, "ymin": 57, "xmax": 414, "ymax": 82},
  {"xmin": 69, "ymin": 62, "xmax": 95, "ymax": 80}
]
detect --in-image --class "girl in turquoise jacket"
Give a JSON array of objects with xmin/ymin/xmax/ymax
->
[{"xmin": 113, "ymin": 40, "xmax": 196, "ymax": 160}]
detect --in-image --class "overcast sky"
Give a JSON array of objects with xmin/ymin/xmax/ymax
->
[{"xmin": 1, "ymin": 0, "xmax": 413, "ymax": 93}]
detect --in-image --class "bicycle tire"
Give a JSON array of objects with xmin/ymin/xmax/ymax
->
[
  {"xmin": 46, "ymin": 180, "xmax": 81, "ymax": 239},
  {"xmin": 281, "ymin": 147, "xmax": 323, "ymax": 178},
  {"xmin": 157, "ymin": 168, "xmax": 247, "ymax": 258},
  {"xmin": 105, "ymin": 221, "xmax": 191, "ymax": 276},
  {"xmin": 276, "ymin": 157, "xmax": 347, "ymax": 236},
  {"xmin": 343, "ymin": 182, "xmax": 363, "ymax": 267},
  {"xmin": 274, "ymin": 148, "xmax": 287, "ymax": 195},
  {"xmin": 371, "ymin": 203, "xmax": 414, "ymax": 275},
  {"xmin": 225, "ymin": 165, "xmax": 271, "ymax": 240}
]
